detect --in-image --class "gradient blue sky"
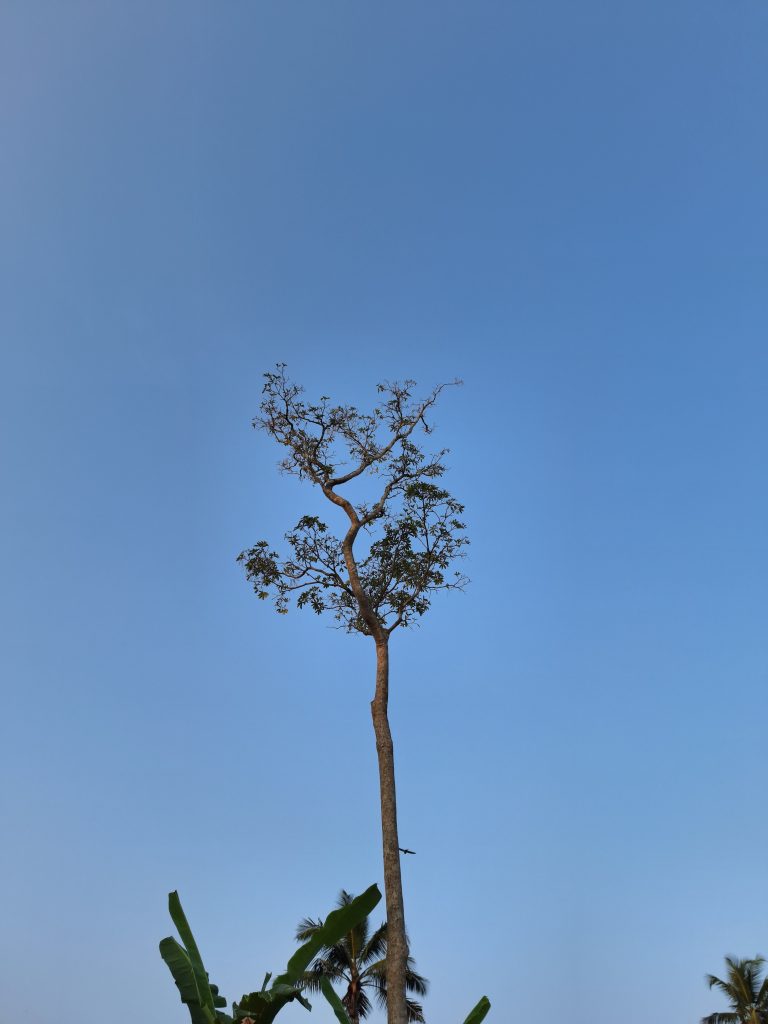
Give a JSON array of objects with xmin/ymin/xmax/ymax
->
[{"xmin": 1, "ymin": 3, "xmax": 767, "ymax": 1023}]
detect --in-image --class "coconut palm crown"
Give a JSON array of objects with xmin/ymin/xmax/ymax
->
[
  {"xmin": 296, "ymin": 890, "xmax": 428, "ymax": 1024},
  {"xmin": 701, "ymin": 956, "xmax": 768, "ymax": 1024}
]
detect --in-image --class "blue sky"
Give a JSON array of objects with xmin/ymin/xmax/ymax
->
[{"xmin": 1, "ymin": 3, "xmax": 766, "ymax": 1023}]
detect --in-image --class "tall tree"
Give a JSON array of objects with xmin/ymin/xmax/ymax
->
[
  {"xmin": 296, "ymin": 889, "xmax": 428, "ymax": 1024},
  {"xmin": 239, "ymin": 367, "xmax": 468, "ymax": 1024},
  {"xmin": 702, "ymin": 956, "xmax": 768, "ymax": 1024}
]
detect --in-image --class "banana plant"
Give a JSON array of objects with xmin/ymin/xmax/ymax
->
[
  {"xmin": 160, "ymin": 885, "xmax": 381, "ymax": 1024},
  {"xmin": 159, "ymin": 890, "xmax": 231, "ymax": 1024},
  {"xmin": 160, "ymin": 883, "xmax": 489, "ymax": 1024}
]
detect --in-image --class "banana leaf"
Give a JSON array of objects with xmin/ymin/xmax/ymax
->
[
  {"xmin": 320, "ymin": 976, "xmax": 353, "ymax": 1024},
  {"xmin": 168, "ymin": 890, "xmax": 215, "ymax": 1017},
  {"xmin": 159, "ymin": 937, "xmax": 215, "ymax": 1024},
  {"xmin": 211, "ymin": 985, "xmax": 228, "ymax": 1010},
  {"xmin": 160, "ymin": 891, "xmax": 230, "ymax": 1024},
  {"xmin": 462, "ymin": 996, "xmax": 491, "ymax": 1024},
  {"xmin": 232, "ymin": 987, "xmax": 310, "ymax": 1024}
]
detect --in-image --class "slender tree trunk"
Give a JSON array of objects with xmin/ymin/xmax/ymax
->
[
  {"xmin": 371, "ymin": 637, "xmax": 408, "ymax": 1024},
  {"xmin": 335, "ymin": 514, "xmax": 409, "ymax": 1024}
]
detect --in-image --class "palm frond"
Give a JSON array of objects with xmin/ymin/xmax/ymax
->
[
  {"xmin": 732, "ymin": 959, "xmax": 757, "ymax": 1006},
  {"xmin": 297, "ymin": 957, "xmax": 347, "ymax": 992},
  {"xmin": 352, "ymin": 914, "xmax": 370, "ymax": 959},
  {"xmin": 296, "ymin": 916, "xmax": 324, "ymax": 942},
  {"xmin": 342, "ymin": 919, "xmax": 367, "ymax": 964},
  {"xmin": 323, "ymin": 941, "xmax": 354, "ymax": 973},
  {"xmin": 744, "ymin": 959, "xmax": 767, "ymax": 1003},
  {"xmin": 362, "ymin": 957, "xmax": 386, "ymax": 982},
  {"xmin": 365, "ymin": 959, "xmax": 428, "ymax": 1021},
  {"xmin": 297, "ymin": 969, "xmax": 328, "ymax": 993},
  {"xmin": 319, "ymin": 958, "xmax": 348, "ymax": 980},
  {"xmin": 708, "ymin": 975, "xmax": 734, "ymax": 996},
  {"xmin": 364, "ymin": 955, "xmax": 428, "ymax": 993},
  {"xmin": 739, "ymin": 960, "xmax": 763, "ymax": 1004},
  {"xmin": 355, "ymin": 988, "xmax": 373, "ymax": 1020},
  {"xmin": 405, "ymin": 958, "xmax": 429, "ymax": 997},
  {"xmin": 701, "ymin": 1013, "xmax": 740, "ymax": 1024},
  {"xmin": 361, "ymin": 961, "xmax": 387, "ymax": 1011},
  {"xmin": 361, "ymin": 923, "xmax": 388, "ymax": 964},
  {"xmin": 756, "ymin": 973, "xmax": 768, "ymax": 1008},
  {"xmin": 406, "ymin": 997, "xmax": 426, "ymax": 1023}
]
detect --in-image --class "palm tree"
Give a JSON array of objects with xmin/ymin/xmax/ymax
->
[
  {"xmin": 296, "ymin": 890, "xmax": 428, "ymax": 1024},
  {"xmin": 702, "ymin": 956, "xmax": 768, "ymax": 1024}
]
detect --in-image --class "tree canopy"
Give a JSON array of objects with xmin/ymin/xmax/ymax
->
[
  {"xmin": 702, "ymin": 957, "xmax": 768, "ymax": 1024},
  {"xmin": 238, "ymin": 366, "xmax": 468, "ymax": 637}
]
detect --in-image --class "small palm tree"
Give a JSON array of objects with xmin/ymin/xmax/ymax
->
[
  {"xmin": 296, "ymin": 890, "xmax": 428, "ymax": 1024},
  {"xmin": 701, "ymin": 956, "xmax": 768, "ymax": 1024}
]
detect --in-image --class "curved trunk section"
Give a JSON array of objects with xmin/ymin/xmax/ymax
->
[{"xmin": 372, "ymin": 638, "xmax": 408, "ymax": 1024}]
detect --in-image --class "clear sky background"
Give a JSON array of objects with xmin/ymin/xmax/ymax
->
[{"xmin": 1, "ymin": 3, "xmax": 766, "ymax": 1024}]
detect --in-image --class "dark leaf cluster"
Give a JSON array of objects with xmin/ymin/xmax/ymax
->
[{"xmin": 238, "ymin": 368, "xmax": 468, "ymax": 636}]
